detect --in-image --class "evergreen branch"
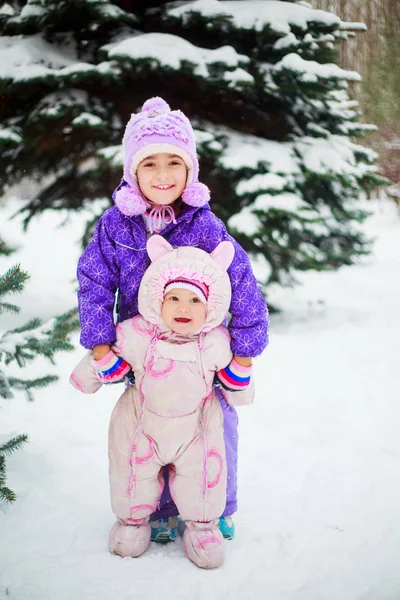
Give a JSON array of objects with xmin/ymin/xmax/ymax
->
[
  {"xmin": 0, "ymin": 264, "xmax": 29, "ymax": 299},
  {"xmin": 7, "ymin": 318, "xmax": 43, "ymax": 334},
  {"xmin": 1, "ymin": 308, "xmax": 79, "ymax": 368},
  {"xmin": 0, "ymin": 482, "xmax": 16, "ymax": 503},
  {"xmin": 0, "ymin": 434, "xmax": 28, "ymax": 457},
  {"xmin": 0, "ymin": 237, "xmax": 14, "ymax": 257},
  {"xmin": 0, "ymin": 368, "xmax": 13, "ymax": 399},
  {"xmin": 8, "ymin": 376, "xmax": 59, "ymax": 402},
  {"xmin": 0, "ymin": 434, "xmax": 28, "ymax": 503},
  {"xmin": 0, "ymin": 301, "xmax": 20, "ymax": 316}
]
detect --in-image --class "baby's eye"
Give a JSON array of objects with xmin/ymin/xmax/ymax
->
[
  {"xmin": 191, "ymin": 297, "xmax": 200, "ymax": 303},
  {"xmin": 169, "ymin": 296, "xmax": 179, "ymax": 301}
]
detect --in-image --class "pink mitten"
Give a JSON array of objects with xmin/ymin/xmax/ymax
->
[
  {"xmin": 215, "ymin": 358, "xmax": 252, "ymax": 392},
  {"xmin": 94, "ymin": 350, "xmax": 131, "ymax": 384}
]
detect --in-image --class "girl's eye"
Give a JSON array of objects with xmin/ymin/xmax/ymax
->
[{"xmin": 170, "ymin": 160, "xmax": 183, "ymax": 166}]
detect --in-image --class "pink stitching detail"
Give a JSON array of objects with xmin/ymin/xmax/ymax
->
[
  {"xmin": 131, "ymin": 316, "xmax": 154, "ymax": 336},
  {"xmin": 129, "ymin": 504, "xmax": 156, "ymax": 517},
  {"xmin": 202, "ymin": 429, "xmax": 207, "ymax": 497},
  {"xmin": 203, "ymin": 392, "xmax": 213, "ymax": 404},
  {"xmin": 207, "ymin": 448, "xmax": 223, "ymax": 489},
  {"xmin": 135, "ymin": 435, "xmax": 155, "ymax": 464},
  {"xmin": 70, "ymin": 373, "xmax": 84, "ymax": 392},
  {"xmin": 113, "ymin": 323, "xmax": 124, "ymax": 354},
  {"xmin": 146, "ymin": 354, "xmax": 174, "ymax": 379},
  {"xmin": 197, "ymin": 536, "xmax": 221, "ymax": 549},
  {"xmin": 127, "ymin": 441, "xmax": 138, "ymax": 495},
  {"xmin": 218, "ymin": 325, "xmax": 231, "ymax": 341}
]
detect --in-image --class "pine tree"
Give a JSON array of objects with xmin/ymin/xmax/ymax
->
[
  {"xmin": 0, "ymin": 0, "xmax": 385, "ymax": 287},
  {"xmin": 0, "ymin": 236, "xmax": 79, "ymax": 502}
]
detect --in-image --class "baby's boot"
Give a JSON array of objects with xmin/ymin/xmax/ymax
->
[
  {"xmin": 150, "ymin": 516, "xmax": 178, "ymax": 543},
  {"xmin": 108, "ymin": 519, "xmax": 151, "ymax": 558},
  {"xmin": 183, "ymin": 519, "xmax": 225, "ymax": 569}
]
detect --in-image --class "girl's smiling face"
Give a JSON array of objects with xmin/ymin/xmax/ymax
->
[
  {"xmin": 161, "ymin": 288, "xmax": 206, "ymax": 334},
  {"xmin": 136, "ymin": 152, "xmax": 187, "ymax": 206}
]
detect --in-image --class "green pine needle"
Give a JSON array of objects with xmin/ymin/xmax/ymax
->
[{"xmin": 0, "ymin": 434, "xmax": 28, "ymax": 457}]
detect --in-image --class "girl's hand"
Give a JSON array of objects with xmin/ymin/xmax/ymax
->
[
  {"xmin": 93, "ymin": 344, "xmax": 111, "ymax": 360},
  {"xmin": 233, "ymin": 355, "xmax": 252, "ymax": 367}
]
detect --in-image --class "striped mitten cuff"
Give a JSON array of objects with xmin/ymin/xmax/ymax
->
[
  {"xmin": 216, "ymin": 359, "xmax": 252, "ymax": 392},
  {"xmin": 94, "ymin": 350, "xmax": 131, "ymax": 384}
]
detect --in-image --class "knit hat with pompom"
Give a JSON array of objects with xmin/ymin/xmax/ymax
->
[{"xmin": 113, "ymin": 97, "xmax": 210, "ymax": 217}]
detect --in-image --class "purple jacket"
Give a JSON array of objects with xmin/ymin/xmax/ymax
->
[{"xmin": 77, "ymin": 202, "xmax": 269, "ymax": 357}]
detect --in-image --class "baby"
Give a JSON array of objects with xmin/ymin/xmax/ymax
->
[{"xmin": 70, "ymin": 235, "xmax": 254, "ymax": 569}]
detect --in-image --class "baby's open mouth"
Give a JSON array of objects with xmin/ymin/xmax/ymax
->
[{"xmin": 174, "ymin": 318, "xmax": 191, "ymax": 323}]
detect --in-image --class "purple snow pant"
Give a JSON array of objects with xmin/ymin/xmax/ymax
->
[{"xmin": 150, "ymin": 389, "xmax": 239, "ymax": 520}]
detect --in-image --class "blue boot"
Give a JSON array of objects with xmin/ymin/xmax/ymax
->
[
  {"xmin": 218, "ymin": 516, "xmax": 235, "ymax": 540},
  {"xmin": 150, "ymin": 517, "xmax": 178, "ymax": 543}
]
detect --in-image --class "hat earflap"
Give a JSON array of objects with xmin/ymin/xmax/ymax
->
[
  {"xmin": 182, "ymin": 182, "xmax": 210, "ymax": 208},
  {"xmin": 114, "ymin": 183, "xmax": 150, "ymax": 216}
]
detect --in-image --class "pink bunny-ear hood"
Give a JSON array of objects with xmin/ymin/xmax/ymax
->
[
  {"xmin": 210, "ymin": 241, "xmax": 235, "ymax": 270},
  {"xmin": 146, "ymin": 235, "xmax": 173, "ymax": 262},
  {"xmin": 138, "ymin": 243, "xmax": 234, "ymax": 332}
]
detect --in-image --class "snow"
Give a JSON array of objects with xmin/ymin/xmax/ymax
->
[
  {"xmin": 1, "ymin": 194, "xmax": 400, "ymax": 598},
  {"xmin": 228, "ymin": 192, "xmax": 309, "ymax": 236},
  {"xmin": 96, "ymin": 145, "xmax": 124, "ymax": 166},
  {"xmin": 0, "ymin": 3, "xmax": 14, "ymax": 16},
  {"xmin": 274, "ymin": 53, "xmax": 361, "ymax": 83},
  {"xmin": 219, "ymin": 130, "xmax": 301, "ymax": 175},
  {"xmin": 19, "ymin": 3, "xmax": 45, "ymax": 18},
  {"xmin": 0, "ymin": 35, "xmax": 75, "ymax": 79},
  {"xmin": 236, "ymin": 173, "xmax": 287, "ymax": 196},
  {"xmin": 339, "ymin": 22, "xmax": 367, "ymax": 32},
  {"xmin": 168, "ymin": 1, "xmax": 341, "ymax": 34},
  {"xmin": 294, "ymin": 136, "xmax": 373, "ymax": 177},
  {"xmin": 71, "ymin": 113, "xmax": 104, "ymax": 127},
  {"xmin": 0, "ymin": 34, "xmax": 119, "ymax": 82},
  {"xmin": 0, "ymin": 128, "xmax": 21, "ymax": 143},
  {"xmin": 103, "ymin": 32, "xmax": 249, "ymax": 79}
]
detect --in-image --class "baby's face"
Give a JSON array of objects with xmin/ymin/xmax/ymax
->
[
  {"xmin": 161, "ymin": 288, "xmax": 206, "ymax": 334},
  {"xmin": 136, "ymin": 152, "xmax": 187, "ymax": 206}
]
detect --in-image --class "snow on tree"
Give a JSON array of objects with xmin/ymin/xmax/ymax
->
[
  {"xmin": 0, "ymin": 235, "xmax": 79, "ymax": 502},
  {"xmin": 0, "ymin": 0, "xmax": 385, "ymax": 288}
]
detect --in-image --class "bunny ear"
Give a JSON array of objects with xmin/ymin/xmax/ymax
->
[
  {"xmin": 146, "ymin": 235, "xmax": 174, "ymax": 262},
  {"xmin": 210, "ymin": 241, "xmax": 235, "ymax": 271}
]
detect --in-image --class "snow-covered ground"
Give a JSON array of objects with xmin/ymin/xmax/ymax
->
[{"xmin": 1, "ymin": 197, "xmax": 399, "ymax": 600}]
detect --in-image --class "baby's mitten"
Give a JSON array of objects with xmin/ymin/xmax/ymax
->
[
  {"xmin": 215, "ymin": 358, "xmax": 252, "ymax": 392},
  {"xmin": 94, "ymin": 350, "xmax": 131, "ymax": 384}
]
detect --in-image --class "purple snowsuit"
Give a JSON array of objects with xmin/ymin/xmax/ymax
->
[{"xmin": 77, "ymin": 200, "xmax": 269, "ymax": 517}]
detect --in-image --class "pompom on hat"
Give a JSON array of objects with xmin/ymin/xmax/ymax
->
[{"xmin": 114, "ymin": 97, "xmax": 210, "ymax": 217}]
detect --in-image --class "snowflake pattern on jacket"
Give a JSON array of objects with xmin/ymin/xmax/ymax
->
[{"xmin": 77, "ymin": 203, "xmax": 269, "ymax": 357}]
